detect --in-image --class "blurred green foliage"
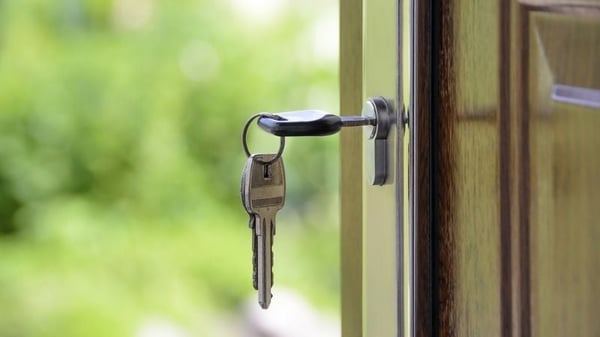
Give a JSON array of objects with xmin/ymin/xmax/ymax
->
[{"xmin": 0, "ymin": 0, "xmax": 339, "ymax": 335}]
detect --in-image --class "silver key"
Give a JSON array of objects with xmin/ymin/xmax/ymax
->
[
  {"xmin": 246, "ymin": 153, "xmax": 285, "ymax": 309},
  {"xmin": 241, "ymin": 157, "xmax": 259, "ymax": 290}
]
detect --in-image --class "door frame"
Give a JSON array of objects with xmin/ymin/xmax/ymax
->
[
  {"xmin": 340, "ymin": 0, "xmax": 408, "ymax": 336},
  {"xmin": 339, "ymin": 0, "xmax": 364, "ymax": 335}
]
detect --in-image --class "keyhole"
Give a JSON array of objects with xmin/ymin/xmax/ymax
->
[{"xmin": 263, "ymin": 164, "xmax": 272, "ymax": 179}]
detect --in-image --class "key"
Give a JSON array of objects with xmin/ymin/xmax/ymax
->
[
  {"xmin": 246, "ymin": 154, "xmax": 284, "ymax": 309},
  {"xmin": 246, "ymin": 153, "xmax": 286, "ymax": 309},
  {"xmin": 241, "ymin": 157, "xmax": 259, "ymax": 290},
  {"xmin": 257, "ymin": 110, "xmax": 375, "ymax": 137}
]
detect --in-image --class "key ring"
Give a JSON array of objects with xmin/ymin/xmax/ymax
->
[{"xmin": 242, "ymin": 113, "xmax": 285, "ymax": 165}]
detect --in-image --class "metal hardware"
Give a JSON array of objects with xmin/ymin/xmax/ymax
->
[
  {"xmin": 552, "ymin": 84, "xmax": 600, "ymax": 109},
  {"xmin": 257, "ymin": 110, "xmax": 375, "ymax": 137},
  {"xmin": 362, "ymin": 96, "xmax": 395, "ymax": 185},
  {"xmin": 242, "ymin": 113, "xmax": 286, "ymax": 165},
  {"xmin": 251, "ymin": 96, "xmax": 396, "ymax": 185}
]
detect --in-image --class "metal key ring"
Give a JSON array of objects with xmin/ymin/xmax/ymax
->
[{"xmin": 242, "ymin": 113, "xmax": 285, "ymax": 165}]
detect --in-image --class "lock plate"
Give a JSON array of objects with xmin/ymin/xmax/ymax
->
[{"xmin": 362, "ymin": 96, "xmax": 394, "ymax": 185}]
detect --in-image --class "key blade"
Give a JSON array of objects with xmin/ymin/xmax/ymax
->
[{"xmin": 257, "ymin": 216, "xmax": 274, "ymax": 309}]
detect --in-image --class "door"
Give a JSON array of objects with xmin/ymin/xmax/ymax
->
[
  {"xmin": 412, "ymin": 0, "xmax": 600, "ymax": 336},
  {"xmin": 341, "ymin": 0, "xmax": 600, "ymax": 336}
]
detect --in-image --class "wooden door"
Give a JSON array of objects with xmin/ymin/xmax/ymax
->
[
  {"xmin": 411, "ymin": 1, "xmax": 600, "ymax": 337},
  {"xmin": 341, "ymin": 1, "xmax": 600, "ymax": 336}
]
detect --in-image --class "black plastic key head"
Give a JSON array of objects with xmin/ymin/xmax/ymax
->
[{"xmin": 257, "ymin": 110, "xmax": 343, "ymax": 137}]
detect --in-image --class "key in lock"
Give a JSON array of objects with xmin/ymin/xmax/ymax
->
[{"xmin": 257, "ymin": 96, "xmax": 399, "ymax": 185}]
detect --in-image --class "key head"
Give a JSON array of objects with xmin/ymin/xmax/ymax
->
[
  {"xmin": 257, "ymin": 110, "xmax": 342, "ymax": 137},
  {"xmin": 241, "ymin": 156, "xmax": 254, "ymax": 216},
  {"xmin": 246, "ymin": 154, "xmax": 286, "ymax": 222}
]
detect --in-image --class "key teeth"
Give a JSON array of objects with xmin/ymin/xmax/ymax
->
[
  {"xmin": 251, "ymin": 228, "xmax": 258, "ymax": 290},
  {"xmin": 271, "ymin": 242, "xmax": 274, "ymax": 286},
  {"xmin": 253, "ymin": 255, "xmax": 258, "ymax": 289}
]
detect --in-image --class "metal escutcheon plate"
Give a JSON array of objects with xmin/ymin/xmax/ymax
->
[{"xmin": 362, "ymin": 96, "xmax": 394, "ymax": 185}]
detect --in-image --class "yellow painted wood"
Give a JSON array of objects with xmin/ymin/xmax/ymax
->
[
  {"xmin": 340, "ymin": 0, "xmax": 363, "ymax": 336},
  {"xmin": 362, "ymin": 0, "xmax": 402, "ymax": 336},
  {"xmin": 527, "ymin": 11, "xmax": 600, "ymax": 337}
]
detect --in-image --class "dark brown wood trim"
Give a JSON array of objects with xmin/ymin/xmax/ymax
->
[
  {"xmin": 412, "ymin": 0, "xmax": 433, "ymax": 335},
  {"xmin": 518, "ymin": 6, "xmax": 532, "ymax": 337},
  {"xmin": 499, "ymin": 1, "xmax": 513, "ymax": 336},
  {"xmin": 433, "ymin": 0, "xmax": 458, "ymax": 335}
]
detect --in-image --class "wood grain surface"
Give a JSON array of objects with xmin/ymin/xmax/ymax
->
[
  {"xmin": 413, "ymin": 1, "xmax": 600, "ymax": 336},
  {"xmin": 524, "ymin": 8, "xmax": 600, "ymax": 337}
]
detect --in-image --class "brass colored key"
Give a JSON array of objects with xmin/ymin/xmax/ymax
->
[{"xmin": 245, "ymin": 154, "xmax": 285, "ymax": 309}]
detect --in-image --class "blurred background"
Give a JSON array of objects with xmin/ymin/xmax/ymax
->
[{"xmin": 0, "ymin": 0, "xmax": 340, "ymax": 336}]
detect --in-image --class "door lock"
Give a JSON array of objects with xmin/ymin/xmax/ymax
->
[{"xmin": 255, "ymin": 96, "xmax": 396, "ymax": 185}]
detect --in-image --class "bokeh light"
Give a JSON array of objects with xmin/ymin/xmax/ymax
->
[{"xmin": 0, "ymin": 0, "xmax": 340, "ymax": 336}]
